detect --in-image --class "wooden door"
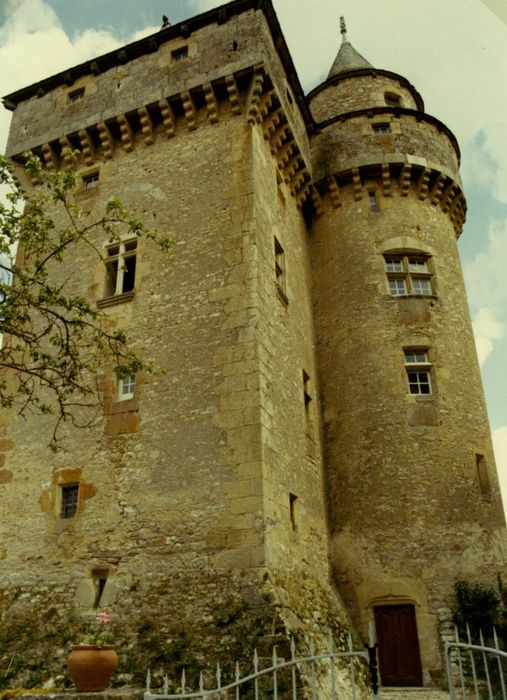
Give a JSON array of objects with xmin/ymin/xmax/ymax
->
[{"xmin": 374, "ymin": 604, "xmax": 423, "ymax": 686}]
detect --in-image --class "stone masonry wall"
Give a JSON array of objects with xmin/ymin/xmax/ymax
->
[
  {"xmin": 0, "ymin": 7, "xmax": 352, "ymax": 689},
  {"xmin": 311, "ymin": 114, "xmax": 461, "ymax": 186},
  {"xmin": 309, "ymin": 73, "xmax": 419, "ymax": 122},
  {"xmin": 310, "ymin": 178, "xmax": 507, "ymax": 684}
]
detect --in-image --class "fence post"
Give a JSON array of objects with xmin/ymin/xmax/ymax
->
[{"xmin": 366, "ymin": 643, "xmax": 379, "ymax": 697}]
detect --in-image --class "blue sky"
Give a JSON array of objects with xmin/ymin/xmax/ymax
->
[{"xmin": 1, "ymin": 0, "xmax": 507, "ymax": 501}]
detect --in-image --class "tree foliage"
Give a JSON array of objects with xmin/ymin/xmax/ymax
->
[
  {"xmin": 453, "ymin": 578, "xmax": 507, "ymax": 640},
  {"xmin": 0, "ymin": 151, "xmax": 171, "ymax": 449}
]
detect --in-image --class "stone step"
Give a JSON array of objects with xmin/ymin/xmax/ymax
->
[{"xmin": 379, "ymin": 688, "xmax": 450, "ymax": 700}]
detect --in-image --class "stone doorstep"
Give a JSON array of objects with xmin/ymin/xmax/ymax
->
[
  {"xmin": 379, "ymin": 689, "xmax": 450, "ymax": 700},
  {"xmin": 2, "ymin": 695, "xmax": 145, "ymax": 700}
]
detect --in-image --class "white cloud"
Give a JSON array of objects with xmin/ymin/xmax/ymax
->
[
  {"xmin": 472, "ymin": 308, "xmax": 504, "ymax": 366},
  {"xmin": 493, "ymin": 426, "xmax": 507, "ymax": 513},
  {"xmin": 0, "ymin": 0, "xmax": 152, "ymax": 154},
  {"xmin": 464, "ymin": 219, "xmax": 507, "ymax": 312}
]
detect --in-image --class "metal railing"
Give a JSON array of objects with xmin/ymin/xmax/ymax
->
[
  {"xmin": 445, "ymin": 625, "xmax": 507, "ymax": 700},
  {"xmin": 144, "ymin": 632, "xmax": 378, "ymax": 699}
]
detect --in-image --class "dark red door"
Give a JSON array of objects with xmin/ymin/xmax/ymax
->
[{"xmin": 374, "ymin": 604, "xmax": 423, "ymax": 686}]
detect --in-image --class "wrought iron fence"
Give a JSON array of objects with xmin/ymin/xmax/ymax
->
[
  {"xmin": 445, "ymin": 625, "xmax": 507, "ymax": 700},
  {"xmin": 144, "ymin": 632, "xmax": 378, "ymax": 699}
]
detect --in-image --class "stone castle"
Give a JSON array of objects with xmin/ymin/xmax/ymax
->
[{"xmin": 1, "ymin": 0, "xmax": 506, "ymax": 690}]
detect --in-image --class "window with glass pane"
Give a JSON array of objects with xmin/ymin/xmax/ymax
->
[
  {"xmin": 104, "ymin": 239, "xmax": 137, "ymax": 297},
  {"xmin": 368, "ymin": 191, "xmax": 379, "ymax": 213},
  {"xmin": 61, "ymin": 483, "xmax": 79, "ymax": 519},
  {"xmin": 405, "ymin": 351, "xmax": 428, "ymax": 364},
  {"xmin": 404, "ymin": 350, "xmax": 432, "ymax": 395},
  {"xmin": 408, "ymin": 258, "xmax": 429, "ymax": 273},
  {"xmin": 384, "ymin": 253, "xmax": 433, "ymax": 297},
  {"xmin": 407, "ymin": 371, "xmax": 431, "ymax": 394},
  {"xmin": 412, "ymin": 278, "xmax": 431, "ymax": 295},
  {"xmin": 118, "ymin": 375, "xmax": 136, "ymax": 401},
  {"xmin": 389, "ymin": 279, "xmax": 407, "ymax": 296},
  {"xmin": 386, "ymin": 257, "xmax": 403, "ymax": 272}
]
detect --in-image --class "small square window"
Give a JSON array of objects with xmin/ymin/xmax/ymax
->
[
  {"xmin": 385, "ymin": 91, "xmax": 401, "ymax": 107},
  {"xmin": 118, "ymin": 374, "xmax": 136, "ymax": 401},
  {"xmin": 386, "ymin": 257, "xmax": 403, "ymax": 273},
  {"xmin": 83, "ymin": 171, "xmax": 100, "ymax": 189},
  {"xmin": 68, "ymin": 87, "xmax": 85, "ymax": 103},
  {"xmin": 172, "ymin": 46, "xmax": 188, "ymax": 62},
  {"xmin": 389, "ymin": 279, "xmax": 407, "ymax": 296},
  {"xmin": 407, "ymin": 371, "xmax": 431, "ymax": 394},
  {"xmin": 61, "ymin": 483, "xmax": 79, "ymax": 519},
  {"xmin": 408, "ymin": 258, "xmax": 429, "ymax": 273},
  {"xmin": 372, "ymin": 122, "xmax": 390, "ymax": 134},
  {"xmin": 412, "ymin": 278, "xmax": 431, "ymax": 295}
]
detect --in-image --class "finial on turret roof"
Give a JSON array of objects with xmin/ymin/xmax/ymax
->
[{"xmin": 340, "ymin": 16, "xmax": 347, "ymax": 42}]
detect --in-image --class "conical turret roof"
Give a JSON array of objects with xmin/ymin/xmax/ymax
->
[{"xmin": 327, "ymin": 18, "xmax": 373, "ymax": 78}]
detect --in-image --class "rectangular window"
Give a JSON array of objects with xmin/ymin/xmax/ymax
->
[
  {"xmin": 385, "ymin": 254, "xmax": 433, "ymax": 297},
  {"xmin": 389, "ymin": 279, "xmax": 407, "ymax": 296},
  {"xmin": 104, "ymin": 239, "xmax": 137, "ymax": 297},
  {"xmin": 289, "ymin": 493, "xmax": 298, "ymax": 532},
  {"xmin": 404, "ymin": 350, "xmax": 432, "ymax": 395},
  {"xmin": 385, "ymin": 91, "xmax": 401, "ymax": 107},
  {"xmin": 60, "ymin": 483, "xmax": 79, "ymax": 519},
  {"xmin": 117, "ymin": 374, "xmax": 136, "ymax": 401},
  {"xmin": 411, "ymin": 278, "xmax": 431, "ymax": 295},
  {"xmin": 372, "ymin": 122, "xmax": 390, "ymax": 134},
  {"xmin": 368, "ymin": 191, "xmax": 379, "ymax": 213},
  {"xmin": 476, "ymin": 454, "xmax": 491, "ymax": 500},
  {"xmin": 408, "ymin": 258, "xmax": 429, "ymax": 273},
  {"xmin": 82, "ymin": 171, "xmax": 100, "ymax": 189},
  {"xmin": 386, "ymin": 259, "xmax": 403, "ymax": 273},
  {"xmin": 172, "ymin": 46, "xmax": 188, "ymax": 62},
  {"xmin": 68, "ymin": 87, "xmax": 85, "ymax": 103}
]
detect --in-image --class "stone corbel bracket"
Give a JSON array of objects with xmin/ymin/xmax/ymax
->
[{"xmin": 13, "ymin": 64, "xmax": 313, "ymax": 211}]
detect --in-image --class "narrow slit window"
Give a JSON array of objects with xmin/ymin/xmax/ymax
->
[
  {"xmin": 274, "ymin": 236, "xmax": 288, "ymax": 305},
  {"xmin": 289, "ymin": 493, "xmax": 298, "ymax": 532},
  {"xmin": 60, "ymin": 483, "xmax": 79, "ymax": 519},
  {"xmin": 476, "ymin": 454, "xmax": 491, "ymax": 500},
  {"xmin": 302, "ymin": 369, "xmax": 315, "ymax": 441},
  {"xmin": 368, "ymin": 191, "xmax": 379, "ymax": 213},
  {"xmin": 92, "ymin": 569, "xmax": 108, "ymax": 608}
]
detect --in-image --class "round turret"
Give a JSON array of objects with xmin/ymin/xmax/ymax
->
[{"xmin": 309, "ymin": 25, "xmax": 506, "ymax": 688}]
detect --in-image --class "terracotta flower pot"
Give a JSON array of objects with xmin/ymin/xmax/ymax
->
[{"xmin": 67, "ymin": 644, "xmax": 118, "ymax": 692}]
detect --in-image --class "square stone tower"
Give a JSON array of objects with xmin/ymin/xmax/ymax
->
[{"xmin": 1, "ymin": 0, "xmax": 506, "ymax": 691}]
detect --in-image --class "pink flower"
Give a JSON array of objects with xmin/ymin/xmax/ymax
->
[{"xmin": 96, "ymin": 612, "xmax": 111, "ymax": 623}]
